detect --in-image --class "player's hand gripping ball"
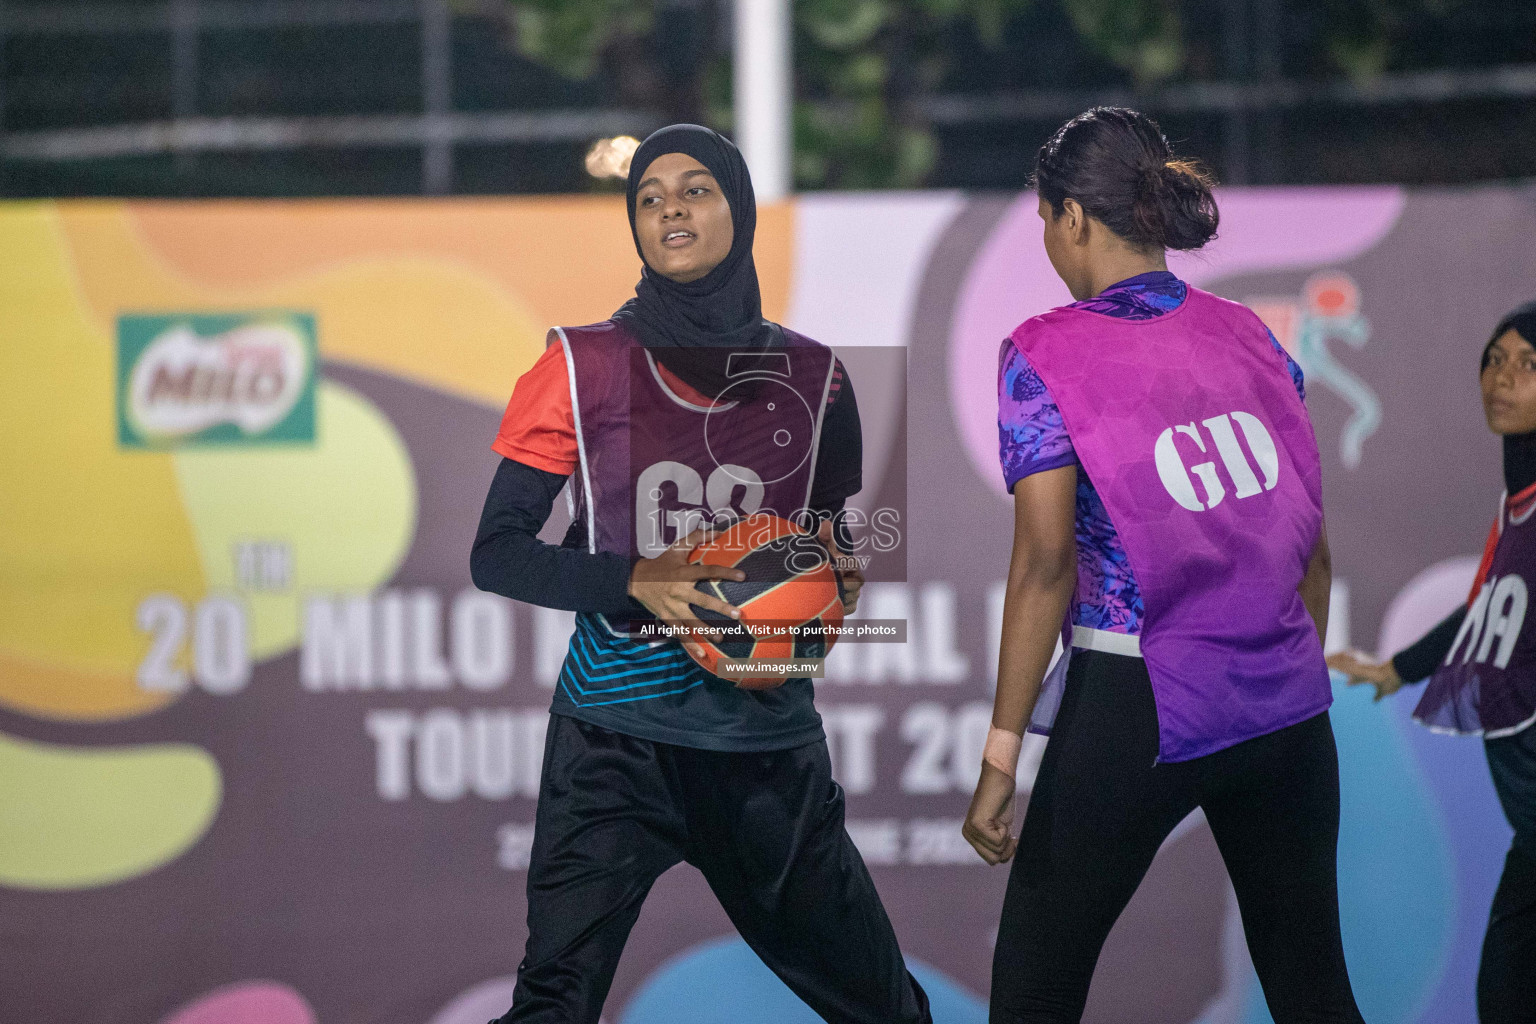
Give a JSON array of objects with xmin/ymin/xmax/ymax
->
[{"xmin": 686, "ymin": 514, "xmax": 845, "ymax": 689}]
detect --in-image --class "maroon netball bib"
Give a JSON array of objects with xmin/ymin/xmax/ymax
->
[
  {"xmin": 555, "ymin": 319, "xmax": 835, "ymax": 560},
  {"xmin": 1417, "ymin": 484, "xmax": 1536, "ymax": 737}
]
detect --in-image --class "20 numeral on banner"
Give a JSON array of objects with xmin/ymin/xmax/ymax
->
[{"xmin": 135, "ymin": 594, "xmax": 252, "ymax": 694}]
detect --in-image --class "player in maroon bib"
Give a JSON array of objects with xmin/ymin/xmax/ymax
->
[
  {"xmin": 471, "ymin": 125, "xmax": 930, "ymax": 1024},
  {"xmin": 1332, "ymin": 301, "xmax": 1536, "ymax": 1023},
  {"xmin": 1416, "ymin": 483, "xmax": 1536, "ymax": 736}
]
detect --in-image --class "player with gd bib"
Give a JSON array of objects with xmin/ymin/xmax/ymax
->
[
  {"xmin": 470, "ymin": 124, "xmax": 931, "ymax": 1024},
  {"xmin": 964, "ymin": 108, "xmax": 1365, "ymax": 1022}
]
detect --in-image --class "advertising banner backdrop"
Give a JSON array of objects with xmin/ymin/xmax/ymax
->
[{"xmin": 2, "ymin": 186, "xmax": 1534, "ymax": 1024}]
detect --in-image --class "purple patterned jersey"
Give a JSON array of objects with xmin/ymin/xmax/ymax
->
[{"xmin": 998, "ymin": 271, "xmax": 1305, "ymax": 634}]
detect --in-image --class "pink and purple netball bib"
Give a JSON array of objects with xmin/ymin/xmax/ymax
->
[
  {"xmin": 556, "ymin": 319, "xmax": 834, "ymax": 562},
  {"xmin": 1012, "ymin": 287, "xmax": 1332, "ymax": 762},
  {"xmin": 1416, "ymin": 489, "xmax": 1536, "ymax": 738}
]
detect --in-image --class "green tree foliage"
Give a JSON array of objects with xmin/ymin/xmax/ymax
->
[
  {"xmin": 794, "ymin": 0, "xmax": 1026, "ymax": 187},
  {"xmin": 501, "ymin": 0, "xmax": 1045, "ymax": 187},
  {"xmin": 494, "ymin": 0, "xmax": 1472, "ymax": 188},
  {"xmin": 1060, "ymin": 0, "xmax": 1183, "ymax": 84},
  {"xmin": 497, "ymin": 0, "xmax": 653, "ymax": 80}
]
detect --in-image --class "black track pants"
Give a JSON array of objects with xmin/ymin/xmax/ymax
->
[
  {"xmin": 990, "ymin": 650, "xmax": 1364, "ymax": 1024},
  {"xmin": 1478, "ymin": 843, "xmax": 1536, "ymax": 1023},
  {"xmin": 492, "ymin": 712, "xmax": 932, "ymax": 1024},
  {"xmin": 1479, "ymin": 725, "xmax": 1536, "ymax": 1023}
]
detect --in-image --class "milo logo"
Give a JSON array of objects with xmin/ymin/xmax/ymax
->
[{"xmin": 118, "ymin": 313, "xmax": 317, "ymax": 448}]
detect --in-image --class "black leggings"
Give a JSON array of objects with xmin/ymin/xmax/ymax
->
[
  {"xmin": 991, "ymin": 650, "xmax": 1364, "ymax": 1024},
  {"xmin": 496, "ymin": 713, "xmax": 931, "ymax": 1024}
]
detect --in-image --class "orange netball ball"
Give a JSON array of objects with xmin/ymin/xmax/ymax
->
[{"xmin": 685, "ymin": 514, "xmax": 845, "ymax": 689}]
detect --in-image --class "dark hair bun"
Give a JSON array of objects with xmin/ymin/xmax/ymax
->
[
  {"xmin": 1131, "ymin": 159, "xmax": 1219, "ymax": 251},
  {"xmin": 1034, "ymin": 107, "xmax": 1220, "ymax": 252}
]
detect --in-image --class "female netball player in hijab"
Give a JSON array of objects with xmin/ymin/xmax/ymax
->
[
  {"xmin": 962, "ymin": 108, "xmax": 1365, "ymax": 1023},
  {"xmin": 1329, "ymin": 302, "xmax": 1536, "ymax": 1023},
  {"xmin": 469, "ymin": 124, "xmax": 931, "ymax": 1024}
]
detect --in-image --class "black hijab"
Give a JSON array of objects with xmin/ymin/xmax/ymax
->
[
  {"xmin": 613, "ymin": 124, "xmax": 779, "ymax": 398},
  {"xmin": 1481, "ymin": 301, "xmax": 1536, "ymax": 493}
]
